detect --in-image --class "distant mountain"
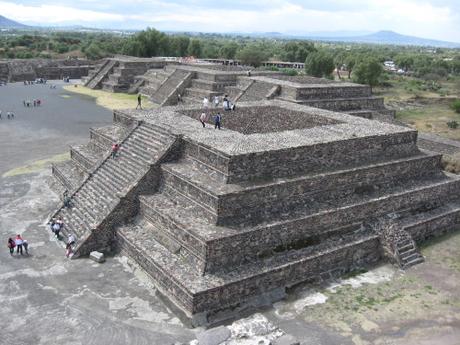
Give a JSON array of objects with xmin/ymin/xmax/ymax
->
[
  {"xmin": 0, "ymin": 15, "xmax": 29, "ymax": 29},
  {"xmin": 301, "ymin": 30, "xmax": 460, "ymax": 48}
]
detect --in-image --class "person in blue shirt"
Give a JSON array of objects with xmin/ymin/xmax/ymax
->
[{"xmin": 214, "ymin": 112, "xmax": 222, "ymax": 130}]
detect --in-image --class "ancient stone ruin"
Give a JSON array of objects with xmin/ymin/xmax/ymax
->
[
  {"xmin": 0, "ymin": 58, "xmax": 92, "ymax": 82},
  {"xmin": 51, "ymin": 98, "xmax": 460, "ymax": 326}
]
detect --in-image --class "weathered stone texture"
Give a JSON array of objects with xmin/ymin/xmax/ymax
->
[{"xmin": 51, "ymin": 98, "xmax": 460, "ymax": 326}]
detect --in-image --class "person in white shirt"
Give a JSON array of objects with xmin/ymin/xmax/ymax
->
[{"xmin": 203, "ymin": 97, "xmax": 209, "ymax": 109}]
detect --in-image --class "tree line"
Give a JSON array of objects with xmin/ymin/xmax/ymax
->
[{"xmin": 1, "ymin": 27, "xmax": 460, "ymax": 90}]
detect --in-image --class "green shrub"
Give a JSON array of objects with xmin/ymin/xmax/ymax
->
[
  {"xmin": 451, "ymin": 99, "xmax": 460, "ymax": 114},
  {"xmin": 281, "ymin": 68, "xmax": 298, "ymax": 76},
  {"xmin": 446, "ymin": 120, "xmax": 458, "ymax": 129}
]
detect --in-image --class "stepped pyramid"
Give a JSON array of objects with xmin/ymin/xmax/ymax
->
[{"xmin": 51, "ymin": 100, "xmax": 460, "ymax": 326}]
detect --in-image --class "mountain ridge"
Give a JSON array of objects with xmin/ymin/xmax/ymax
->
[{"xmin": 0, "ymin": 15, "xmax": 29, "ymax": 28}]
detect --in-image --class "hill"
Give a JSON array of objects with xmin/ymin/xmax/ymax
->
[
  {"xmin": 301, "ymin": 30, "xmax": 460, "ymax": 48},
  {"xmin": 0, "ymin": 15, "xmax": 29, "ymax": 29}
]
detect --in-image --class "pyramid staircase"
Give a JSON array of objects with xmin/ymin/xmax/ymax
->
[
  {"xmin": 83, "ymin": 59, "xmax": 118, "ymax": 89},
  {"xmin": 50, "ymin": 121, "xmax": 180, "ymax": 256}
]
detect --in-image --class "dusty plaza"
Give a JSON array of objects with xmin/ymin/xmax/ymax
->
[{"xmin": 1, "ymin": 62, "xmax": 460, "ymax": 345}]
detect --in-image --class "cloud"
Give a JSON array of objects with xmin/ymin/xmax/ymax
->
[
  {"xmin": 0, "ymin": 1, "xmax": 123, "ymax": 23},
  {"xmin": 1, "ymin": 0, "xmax": 459, "ymax": 41}
]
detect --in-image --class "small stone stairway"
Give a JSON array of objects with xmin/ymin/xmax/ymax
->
[
  {"xmin": 85, "ymin": 60, "xmax": 118, "ymax": 89},
  {"xmin": 395, "ymin": 237, "xmax": 424, "ymax": 269},
  {"xmin": 377, "ymin": 220, "xmax": 425, "ymax": 269},
  {"xmin": 50, "ymin": 122, "xmax": 178, "ymax": 256}
]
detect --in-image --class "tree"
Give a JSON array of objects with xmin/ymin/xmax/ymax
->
[
  {"xmin": 84, "ymin": 42, "xmax": 104, "ymax": 60},
  {"xmin": 333, "ymin": 51, "xmax": 346, "ymax": 79},
  {"xmin": 353, "ymin": 58, "xmax": 383, "ymax": 91},
  {"xmin": 284, "ymin": 41, "xmax": 316, "ymax": 62},
  {"xmin": 304, "ymin": 50, "xmax": 335, "ymax": 78},
  {"xmin": 236, "ymin": 44, "xmax": 268, "ymax": 67},
  {"xmin": 394, "ymin": 54, "xmax": 414, "ymax": 71},
  {"xmin": 344, "ymin": 55, "xmax": 356, "ymax": 79},
  {"xmin": 188, "ymin": 39, "xmax": 202, "ymax": 57},
  {"xmin": 219, "ymin": 42, "xmax": 239, "ymax": 59}
]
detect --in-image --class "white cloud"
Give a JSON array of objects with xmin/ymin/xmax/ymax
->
[
  {"xmin": 0, "ymin": 0, "xmax": 459, "ymax": 41},
  {"xmin": 0, "ymin": 1, "xmax": 123, "ymax": 23}
]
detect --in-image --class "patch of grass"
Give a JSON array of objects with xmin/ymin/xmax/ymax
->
[
  {"xmin": 2, "ymin": 152, "xmax": 69, "ymax": 177},
  {"xmin": 63, "ymin": 85, "xmax": 156, "ymax": 110}
]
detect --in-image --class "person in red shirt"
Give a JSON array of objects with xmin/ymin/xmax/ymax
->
[{"xmin": 111, "ymin": 143, "xmax": 119, "ymax": 159}]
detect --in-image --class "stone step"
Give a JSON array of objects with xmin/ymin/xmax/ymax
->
[
  {"xmin": 70, "ymin": 142, "xmax": 103, "ymax": 173},
  {"xmin": 402, "ymin": 256, "xmax": 425, "ymax": 268},
  {"xmin": 122, "ymin": 141, "xmax": 156, "ymax": 163},
  {"xmin": 298, "ymin": 96, "xmax": 385, "ymax": 112},
  {"xmin": 52, "ymin": 160, "xmax": 87, "ymax": 192},
  {"xmin": 116, "ymin": 221, "xmax": 380, "ymax": 325},
  {"xmin": 191, "ymin": 79, "xmax": 231, "ymax": 92},
  {"xmin": 138, "ymin": 123, "xmax": 172, "ymax": 141},
  {"xmin": 161, "ymin": 153, "xmax": 443, "ymax": 227},
  {"xmin": 184, "ymin": 87, "xmax": 221, "ymax": 100},
  {"xmin": 347, "ymin": 110, "xmax": 373, "ymax": 119},
  {"xmin": 400, "ymin": 252, "xmax": 420, "ymax": 263},
  {"xmin": 397, "ymin": 243, "xmax": 414, "ymax": 252},
  {"xmin": 90, "ymin": 124, "xmax": 130, "ymax": 149},
  {"xmin": 400, "ymin": 198, "xmax": 460, "ymax": 242},
  {"xmin": 140, "ymin": 175, "xmax": 460, "ymax": 271},
  {"xmin": 140, "ymin": 85, "xmax": 160, "ymax": 97},
  {"xmin": 99, "ymin": 160, "xmax": 136, "ymax": 186},
  {"xmin": 130, "ymin": 131, "xmax": 164, "ymax": 150},
  {"xmin": 86, "ymin": 60, "xmax": 117, "ymax": 89}
]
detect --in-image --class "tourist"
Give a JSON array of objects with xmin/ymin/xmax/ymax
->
[
  {"xmin": 66, "ymin": 234, "xmax": 75, "ymax": 258},
  {"xmin": 200, "ymin": 112, "xmax": 207, "ymax": 128},
  {"xmin": 213, "ymin": 95, "xmax": 220, "ymax": 108},
  {"xmin": 111, "ymin": 143, "xmax": 119, "ymax": 159},
  {"xmin": 52, "ymin": 221, "xmax": 61, "ymax": 238},
  {"xmin": 50, "ymin": 218, "xmax": 56, "ymax": 233},
  {"xmin": 23, "ymin": 240, "xmax": 29, "ymax": 255},
  {"xmin": 0, "ymin": 110, "xmax": 2, "ymax": 119},
  {"xmin": 10, "ymin": 112, "xmax": 14, "ymax": 119},
  {"xmin": 63, "ymin": 191, "xmax": 71, "ymax": 208},
  {"xmin": 37, "ymin": 99, "xmax": 41, "ymax": 106},
  {"xmin": 136, "ymin": 94, "xmax": 142, "ymax": 110},
  {"xmin": 223, "ymin": 96, "xmax": 230, "ymax": 111},
  {"xmin": 15, "ymin": 234, "xmax": 24, "ymax": 255},
  {"xmin": 203, "ymin": 97, "xmax": 209, "ymax": 109},
  {"xmin": 177, "ymin": 93, "xmax": 182, "ymax": 103},
  {"xmin": 33, "ymin": 100, "xmax": 37, "ymax": 107},
  {"xmin": 7, "ymin": 238, "xmax": 15, "ymax": 255},
  {"xmin": 214, "ymin": 112, "xmax": 222, "ymax": 130}
]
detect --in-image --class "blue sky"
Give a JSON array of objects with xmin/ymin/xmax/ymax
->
[{"xmin": 1, "ymin": 0, "xmax": 460, "ymax": 41}]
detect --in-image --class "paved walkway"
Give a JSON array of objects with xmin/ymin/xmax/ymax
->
[{"xmin": 0, "ymin": 81, "xmax": 112, "ymax": 176}]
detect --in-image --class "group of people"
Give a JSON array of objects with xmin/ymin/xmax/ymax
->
[
  {"xmin": 0, "ymin": 110, "xmax": 15, "ymax": 119},
  {"xmin": 50, "ymin": 217, "xmax": 65, "ymax": 239},
  {"xmin": 23, "ymin": 78, "xmax": 48, "ymax": 85},
  {"xmin": 203, "ymin": 95, "xmax": 236, "ymax": 111},
  {"xmin": 23, "ymin": 99, "xmax": 42, "ymax": 107},
  {"xmin": 7, "ymin": 234, "xmax": 29, "ymax": 256},
  {"xmin": 200, "ymin": 112, "xmax": 222, "ymax": 130},
  {"xmin": 199, "ymin": 94, "xmax": 236, "ymax": 130}
]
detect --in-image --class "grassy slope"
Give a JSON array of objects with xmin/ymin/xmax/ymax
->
[
  {"xmin": 374, "ymin": 76, "xmax": 460, "ymax": 140},
  {"xmin": 63, "ymin": 85, "xmax": 156, "ymax": 111}
]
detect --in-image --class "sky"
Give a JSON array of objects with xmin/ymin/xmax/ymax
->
[{"xmin": 1, "ymin": 0, "xmax": 460, "ymax": 42}]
